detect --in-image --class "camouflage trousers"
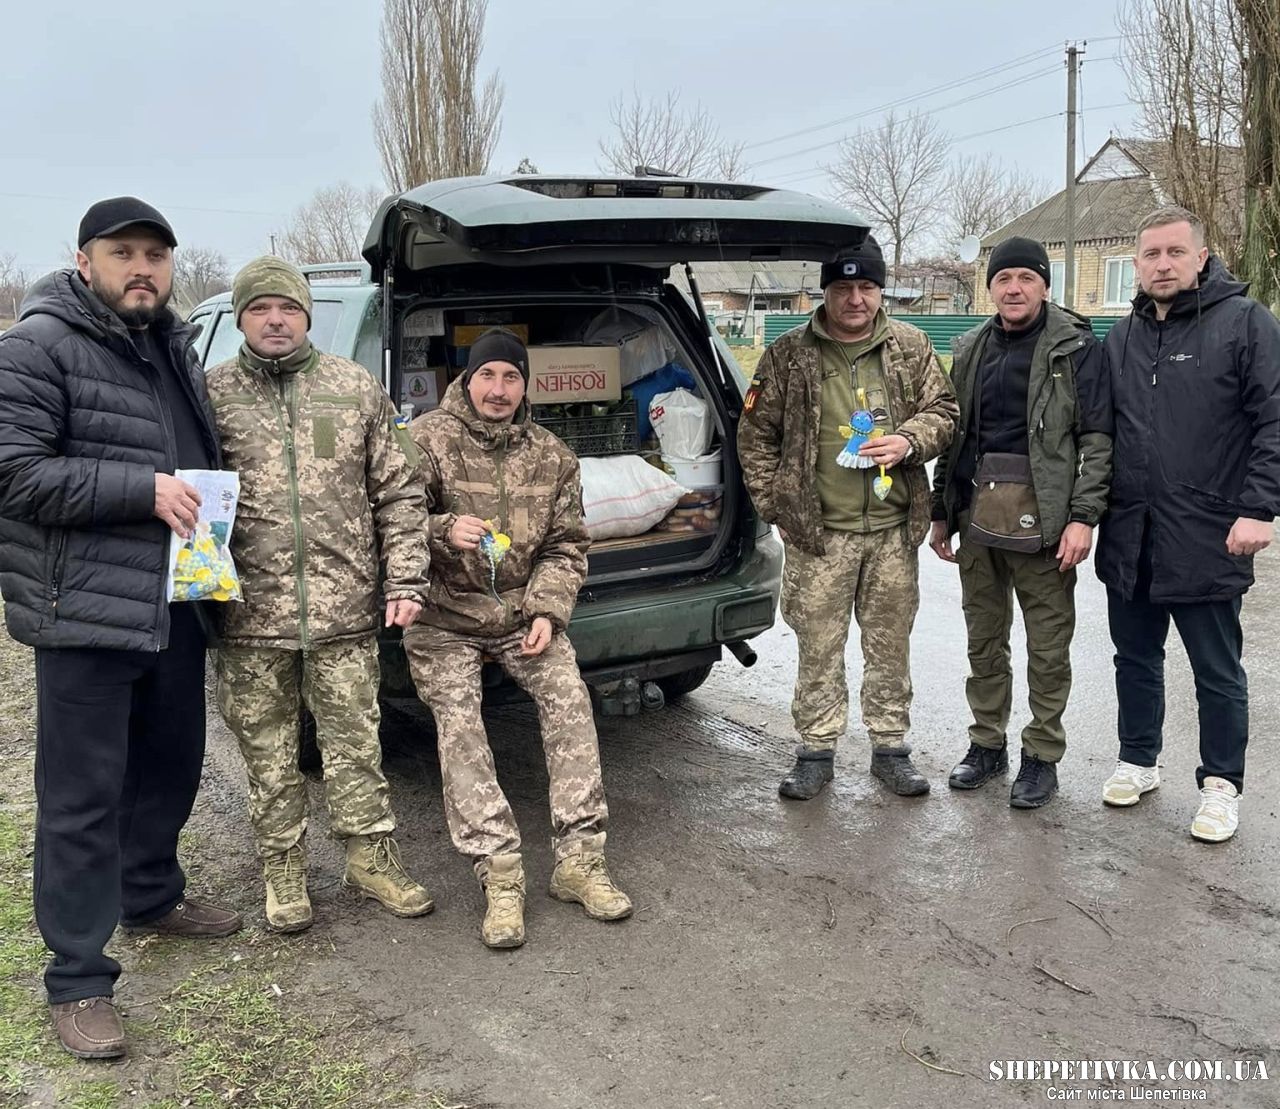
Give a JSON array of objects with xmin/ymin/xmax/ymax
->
[
  {"xmin": 402, "ymin": 624, "xmax": 607, "ymax": 864},
  {"xmin": 216, "ymin": 636, "xmax": 395, "ymax": 856},
  {"xmin": 781, "ymin": 525, "xmax": 919, "ymax": 752}
]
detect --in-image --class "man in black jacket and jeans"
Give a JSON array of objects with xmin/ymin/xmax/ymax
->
[
  {"xmin": 1099, "ymin": 205, "xmax": 1280, "ymax": 844},
  {"xmin": 0, "ymin": 198, "xmax": 241, "ymax": 1060}
]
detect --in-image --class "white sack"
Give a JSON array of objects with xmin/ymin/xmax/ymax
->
[{"xmin": 579, "ymin": 455, "xmax": 688, "ymax": 540}]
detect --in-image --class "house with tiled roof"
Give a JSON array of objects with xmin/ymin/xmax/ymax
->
[{"xmin": 974, "ymin": 137, "xmax": 1171, "ymax": 317}]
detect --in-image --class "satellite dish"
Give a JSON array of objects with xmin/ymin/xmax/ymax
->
[{"xmin": 957, "ymin": 235, "xmax": 982, "ymax": 264}]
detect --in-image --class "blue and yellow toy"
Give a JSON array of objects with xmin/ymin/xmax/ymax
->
[
  {"xmin": 479, "ymin": 521, "xmax": 512, "ymax": 600},
  {"xmin": 837, "ymin": 388, "xmax": 883, "ymax": 471}
]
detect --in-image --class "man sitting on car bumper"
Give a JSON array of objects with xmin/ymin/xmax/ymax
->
[{"xmin": 405, "ymin": 327, "xmax": 631, "ymax": 950}]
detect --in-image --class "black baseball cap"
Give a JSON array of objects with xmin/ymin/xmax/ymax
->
[{"xmin": 77, "ymin": 197, "xmax": 177, "ymax": 249}]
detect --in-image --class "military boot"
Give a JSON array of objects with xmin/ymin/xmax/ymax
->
[
  {"xmin": 549, "ymin": 833, "xmax": 632, "ymax": 921},
  {"xmin": 263, "ymin": 842, "xmax": 312, "ymax": 933},
  {"xmin": 343, "ymin": 834, "xmax": 434, "ymax": 917},
  {"xmin": 778, "ymin": 748, "xmax": 835, "ymax": 800},
  {"xmin": 479, "ymin": 853, "xmax": 526, "ymax": 949},
  {"xmin": 870, "ymin": 750, "xmax": 931, "ymax": 796}
]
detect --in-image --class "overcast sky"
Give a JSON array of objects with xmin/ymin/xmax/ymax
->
[{"xmin": 2, "ymin": 0, "xmax": 1138, "ymax": 277}]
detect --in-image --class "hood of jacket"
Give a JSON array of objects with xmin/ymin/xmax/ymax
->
[{"xmin": 436, "ymin": 374, "xmax": 532, "ymax": 449}]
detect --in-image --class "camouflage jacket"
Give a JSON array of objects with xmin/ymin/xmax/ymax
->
[
  {"xmin": 206, "ymin": 343, "xmax": 429, "ymax": 648},
  {"xmin": 410, "ymin": 378, "xmax": 588, "ymax": 638},
  {"xmin": 738, "ymin": 312, "xmax": 959, "ymax": 555}
]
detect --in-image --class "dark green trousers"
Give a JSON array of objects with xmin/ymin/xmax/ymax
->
[{"xmin": 956, "ymin": 524, "xmax": 1077, "ymax": 762}]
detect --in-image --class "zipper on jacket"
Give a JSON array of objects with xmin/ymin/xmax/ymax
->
[
  {"xmin": 267, "ymin": 375, "xmax": 311, "ymax": 649},
  {"xmin": 49, "ymin": 529, "xmax": 68, "ymax": 617},
  {"xmin": 494, "ymin": 438, "xmax": 512, "ymax": 623},
  {"xmin": 132, "ymin": 339, "xmax": 177, "ymax": 652}
]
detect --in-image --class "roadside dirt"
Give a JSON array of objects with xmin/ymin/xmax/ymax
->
[{"xmin": 2, "ymin": 548, "xmax": 1278, "ymax": 1107}]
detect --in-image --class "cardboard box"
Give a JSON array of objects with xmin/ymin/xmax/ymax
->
[
  {"xmin": 527, "ymin": 346, "xmax": 621, "ymax": 403},
  {"xmin": 450, "ymin": 323, "xmax": 529, "ymax": 346},
  {"xmin": 400, "ymin": 367, "xmax": 450, "ymax": 414}
]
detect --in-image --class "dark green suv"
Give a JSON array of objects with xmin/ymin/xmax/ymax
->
[{"xmin": 192, "ymin": 175, "xmax": 867, "ymax": 712}]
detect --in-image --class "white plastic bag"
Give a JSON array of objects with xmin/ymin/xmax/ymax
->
[
  {"xmin": 583, "ymin": 306, "xmax": 679, "ymax": 387},
  {"xmin": 649, "ymin": 388, "xmax": 712, "ymax": 458},
  {"xmin": 166, "ymin": 469, "xmax": 242, "ymax": 603},
  {"xmin": 579, "ymin": 456, "xmax": 688, "ymax": 540}
]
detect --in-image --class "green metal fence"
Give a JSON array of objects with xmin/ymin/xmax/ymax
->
[{"xmin": 761, "ymin": 312, "xmax": 1123, "ymax": 350}]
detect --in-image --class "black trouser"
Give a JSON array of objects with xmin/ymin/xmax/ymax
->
[
  {"xmin": 33, "ymin": 604, "xmax": 207, "ymax": 1003},
  {"xmin": 1106, "ymin": 535, "xmax": 1248, "ymax": 792}
]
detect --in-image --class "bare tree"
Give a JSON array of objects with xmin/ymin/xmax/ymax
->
[
  {"xmin": 373, "ymin": 0, "xmax": 504, "ymax": 191},
  {"xmin": 171, "ymin": 247, "xmax": 230, "ymax": 313},
  {"xmin": 0, "ymin": 253, "xmax": 32, "ymax": 322},
  {"xmin": 1118, "ymin": 0, "xmax": 1247, "ymax": 267},
  {"xmin": 279, "ymin": 183, "xmax": 384, "ymax": 265},
  {"xmin": 945, "ymin": 154, "xmax": 1050, "ymax": 246},
  {"xmin": 1237, "ymin": 0, "xmax": 1280, "ymax": 308},
  {"xmin": 828, "ymin": 110, "xmax": 952, "ymax": 280},
  {"xmin": 598, "ymin": 90, "xmax": 749, "ymax": 179}
]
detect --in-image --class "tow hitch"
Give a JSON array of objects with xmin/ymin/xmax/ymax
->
[{"xmin": 594, "ymin": 676, "xmax": 666, "ymax": 717}]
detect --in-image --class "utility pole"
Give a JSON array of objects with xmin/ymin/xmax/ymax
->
[
  {"xmin": 1064, "ymin": 42, "xmax": 1083, "ymax": 309},
  {"xmin": 269, "ymin": 234, "xmax": 277, "ymax": 257}
]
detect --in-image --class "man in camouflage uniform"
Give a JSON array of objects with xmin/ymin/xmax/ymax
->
[
  {"xmin": 404, "ymin": 328, "xmax": 630, "ymax": 950},
  {"xmin": 739, "ymin": 235, "xmax": 959, "ymax": 800},
  {"xmin": 207, "ymin": 257, "xmax": 432, "ymax": 933}
]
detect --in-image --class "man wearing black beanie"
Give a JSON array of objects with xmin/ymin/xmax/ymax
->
[
  {"xmin": 740, "ymin": 235, "xmax": 959, "ymax": 800},
  {"xmin": 402, "ymin": 327, "xmax": 631, "ymax": 948},
  {"xmin": 929, "ymin": 236, "xmax": 1112, "ymax": 808}
]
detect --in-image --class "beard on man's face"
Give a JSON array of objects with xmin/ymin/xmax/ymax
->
[{"xmin": 90, "ymin": 273, "xmax": 172, "ymax": 328}]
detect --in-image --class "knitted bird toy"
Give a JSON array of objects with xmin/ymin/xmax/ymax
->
[{"xmin": 837, "ymin": 409, "xmax": 881, "ymax": 470}]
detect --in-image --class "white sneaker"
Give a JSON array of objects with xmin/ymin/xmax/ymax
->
[
  {"xmin": 1102, "ymin": 760, "xmax": 1160, "ymax": 807},
  {"xmin": 1190, "ymin": 777, "xmax": 1239, "ymax": 843}
]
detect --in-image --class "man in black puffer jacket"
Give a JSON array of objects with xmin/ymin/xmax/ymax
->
[
  {"xmin": 1098, "ymin": 205, "xmax": 1280, "ymax": 845},
  {"xmin": 0, "ymin": 198, "xmax": 241, "ymax": 1060}
]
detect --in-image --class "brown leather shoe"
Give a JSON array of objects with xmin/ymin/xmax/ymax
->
[
  {"xmin": 50, "ymin": 996, "xmax": 126, "ymax": 1059},
  {"xmin": 122, "ymin": 897, "xmax": 242, "ymax": 938}
]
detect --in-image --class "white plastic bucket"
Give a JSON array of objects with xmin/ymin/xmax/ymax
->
[{"xmin": 663, "ymin": 449, "xmax": 722, "ymax": 489}]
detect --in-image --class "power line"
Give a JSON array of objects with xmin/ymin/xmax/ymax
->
[
  {"xmin": 744, "ymin": 42, "xmax": 1062, "ymax": 151},
  {"xmin": 752, "ymin": 64, "xmax": 1063, "ymax": 168},
  {"xmin": 743, "ymin": 34, "xmax": 1126, "ymax": 154},
  {"xmin": 762, "ymin": 101, "xmax": 1135, "ymax": 189}
]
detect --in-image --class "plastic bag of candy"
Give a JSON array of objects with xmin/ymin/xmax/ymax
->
[
  {"xmin": 171, "ymin": 522, "xmax": 242, "ymax": 602},
  {"xmin": 165, "ymin": 469, "xmax": 243, "ymax": 603}
]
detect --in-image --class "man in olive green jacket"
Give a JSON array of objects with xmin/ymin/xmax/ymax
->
[
  {"xmin": 929, "ymin": 237, "xmax": 1112, "ymax": 808},
  {"xmin": 207, "ymin": 257, "xmax": 433, "ymax": 933},
  {"xmin": 739, "ymin": 236, "xmax": 959, "ymax": 800}
]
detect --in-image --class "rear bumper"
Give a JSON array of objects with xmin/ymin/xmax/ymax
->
[{"xmin": 568, "ymin": 534, "xmax": 782, "ymax": 678}]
